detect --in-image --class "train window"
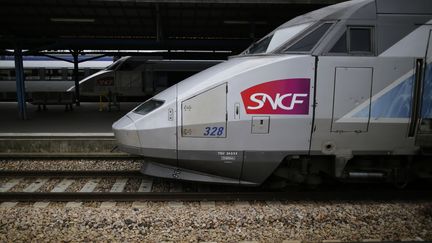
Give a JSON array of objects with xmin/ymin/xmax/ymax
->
[
  {"xmin": 105, "ymin": 61, "xmax": 122, "ymax": 71},
  {"xmin": 67, "ymin": 69, "xmax": 86, "ymax": 80},
  {"xmin": 79, "ymin": 70, "xmax": 85, "ymax": 79},
  {"xmin": 67, "ymin": 70, "xmax": 73, "ymax": 80},
  {"xmin": 328, "ymin": 27, "xmax": 374, "ymax": 55},
  {"xmin": 118, "ymin": 61, "xmax": 142, "ymax": 71},
  {"xmin": 89, "ymin": 69, "xmax": 99, "ymax": 75},
  {"xmin": 134, "ymin": 99, "xmax": 164, "ymax": 116},
  {"xmin": 0, "ymin": 70, "xmax": 6, "ymax": 80},
  {"xmin": 285, "ymin": 23, "xmax": 333, "ymax": 52},
  {"xmin": 349, "ymin": 27, "xmax": 373, "ymax": 53},
  {"xmin": 329, "ymin": 32, "xmax": 347, "ymax": 53},
  {"xmin": 246, "ymin": 35, "xmax": 273, "ymax": 55},
  {"xmin": 0, "ymin": 69, "xmax": 14, "ymax": 81},
  {"xmin": 266, "ymin": 22, "xmax": 312, "ymax": 52},
  {"xmin": 24, "ymin": 69, "xmax": 40, "ymax": 80},
  {"xmin": 45, "ymin": 69, "xmax": 63, "ymax": 80},
  {"xmin": 243, "ymin": 22, "xmax": 313, "ymax": 55}
]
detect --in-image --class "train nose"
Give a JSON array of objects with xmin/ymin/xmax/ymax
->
[{"xmin": 112, "ymin": 115, "xmax": 141, "ymax": 155}]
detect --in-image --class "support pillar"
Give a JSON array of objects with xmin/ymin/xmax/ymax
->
[
  {"xmin": 14, "ymin": 48, "xmax": 27, "ymax": 120},
  {"xmin": 72, "ymin": 51, "xmax": 80, "ymax": 106}
]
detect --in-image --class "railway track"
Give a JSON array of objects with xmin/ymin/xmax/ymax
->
[
  {"xmin": 0, "ymin": 170, "xmax": 430, "ymax": 243},
  {"xmin": 0, "ymin": 170, "xmax": 431, "ymax": 203},
  {"xmin": 1, "ymin": 190, "xmax": 432, "ymax": 202},
  {"xmin": 0, "ymin": 170, "xmax": 142, "ymax": 178}
]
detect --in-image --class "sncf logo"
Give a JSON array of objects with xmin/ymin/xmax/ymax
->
[{"xmin": 241, "ymin": 79, "xmax": 310, "ymax": 115}]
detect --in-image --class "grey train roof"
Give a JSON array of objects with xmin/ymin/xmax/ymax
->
[
  {"xmin": 280, "ymin": 0, "xmax": 432, "ymax": 28},
  {"xmin": 279, "ymin": 0, "xmax": 374, "ymax": 28},
  {"xmin": 275, "ymin": 0, "xmax": 432, "ymax": 56}
]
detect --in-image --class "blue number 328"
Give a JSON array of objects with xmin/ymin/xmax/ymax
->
[{"xmin": 203, "ymin": 127, "xmax": 224, "ymax": 136}]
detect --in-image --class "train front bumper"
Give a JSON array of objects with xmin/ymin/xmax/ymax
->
[
  {"xmin": 112, "ymin": 115, "xmax": 141, "ymax": 155},
  {"xmin": 140, "ymin": 160, "xmax": 258, "ymax": 185}
]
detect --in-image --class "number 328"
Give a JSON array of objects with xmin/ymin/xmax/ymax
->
[{"xmin": 203, "ymin": 127, "xmax": 224, "ymax": 136}]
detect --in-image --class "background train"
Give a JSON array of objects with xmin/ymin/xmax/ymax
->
[
  {"xmin": 113, "ymin": 0, "xmax": 432, "ymax": 187},
  {"xmin": 0, "ymin": 55, "xmax": 222, "ymax": 105},
  {"xmin": 71, "ymin": 56, "xmax": 222, "ymax": 101},
  {"xmin": 0, "ymin": 55, "xmax": 112, "ymax": 101}
]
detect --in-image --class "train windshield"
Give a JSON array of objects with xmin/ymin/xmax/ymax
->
[
  {"xmin": 133, "ymin": 99, "xmax": 164, "ymax": 116},
  {"xmin": 242, "ymin": 22, "xmax": 313, "ymax": 55},
  {"xmin": 105, "ymin": 59, "xmax": 123, "ymax": 70}
]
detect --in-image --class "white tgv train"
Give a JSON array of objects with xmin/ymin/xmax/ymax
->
[{"xmin": 113, "ymin": 0, "xmax": 432, "ymax": 186}]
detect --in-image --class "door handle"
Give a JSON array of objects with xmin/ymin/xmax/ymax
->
[{"xmin": 234, "ymin": 103, "xmax": 240, "ymax": 120}]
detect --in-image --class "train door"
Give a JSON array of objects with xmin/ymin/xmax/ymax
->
[
  {"xmin": 331, "ymin": 66, "xmax": 373, "ymax": 133},
  {"xmin": 416, "ymin": 29, "xmax": 432, "ymax": 147},
  {"xmin": 177, "ymin": 83, "xmax": 243, "ymax": 181}
]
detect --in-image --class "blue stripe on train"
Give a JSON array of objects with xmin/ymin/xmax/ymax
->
[{"xmin": 353, "ymin": 63, "xmax": 432, "ymax": 119}]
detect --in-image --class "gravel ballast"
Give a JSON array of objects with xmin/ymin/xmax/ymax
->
[
  {"xmin": 0, "ymin": 159, "xmax": 142, "ymax": 171},
  {"xmin": 0, "ymin": 201, "xmax": 431, "ymax": 242},
  {"xmin": 1, "ymin": 159, "xmax": 431, "ymax": 242}
]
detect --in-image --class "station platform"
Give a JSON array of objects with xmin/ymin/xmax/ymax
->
[
  {"xmin": 0, "ymin": 101, "xmax": 142, "ymax": 157},
  {"xmin": 0, "ymin": 81, "xmax": 75, "ymax": 93}
]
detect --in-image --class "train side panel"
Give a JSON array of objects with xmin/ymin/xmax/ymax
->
[
  {"xmin": 311, "ymin": 57, "xmax": 417, "ymax": 160},
  {"xmin": 310, "ymin": 23, "xmax": 432, "ymax": 162},
  {"xmin": 176, "ymin": 55, "xmax": 316, "ymax": 184}
]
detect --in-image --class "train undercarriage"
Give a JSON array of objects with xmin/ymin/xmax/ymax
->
[{"xmin": 272, "ymin": 154, "xmax": 432, "ymax": 188}]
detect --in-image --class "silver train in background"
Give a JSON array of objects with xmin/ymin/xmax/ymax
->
[
  {"xmin": 70, "ymin": 56, "xmax": 222, "ymax": 100},
  {"xmin": 113, "ymin": 0, "xmax": 432, "ymax": 186},
  {"xmin": 0, "ymin": 56, "xmax": 221, "ymax": 102},
  {"xmin": 0, "ymin": 55, "xmax": 112, "ymax": 100}
]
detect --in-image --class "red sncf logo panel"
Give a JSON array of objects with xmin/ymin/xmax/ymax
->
[{"xmin": 241, "ymin": 79, "xmax": 310, "ymax": 115}]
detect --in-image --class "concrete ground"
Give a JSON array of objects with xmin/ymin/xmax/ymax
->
[{"xmin": 0, "ymin": 101, "xmax": 140, "ymax": 134}]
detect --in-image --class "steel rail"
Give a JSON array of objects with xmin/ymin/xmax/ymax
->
[
  {"xmin": 0, "ymin": 170, "xmax": 143, "ymax": 178},
  {"xmin": 0, "ymin": 190, "xmax": 431, "ymax": 202},
  {"xmin": 0, "ymin": 154, "xmax": 141, "ymax": 158}
]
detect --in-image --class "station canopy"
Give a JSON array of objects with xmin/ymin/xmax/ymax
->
[{"xmin": 0, "ymin": 0, "xmax": 345, "ymax": 59}]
